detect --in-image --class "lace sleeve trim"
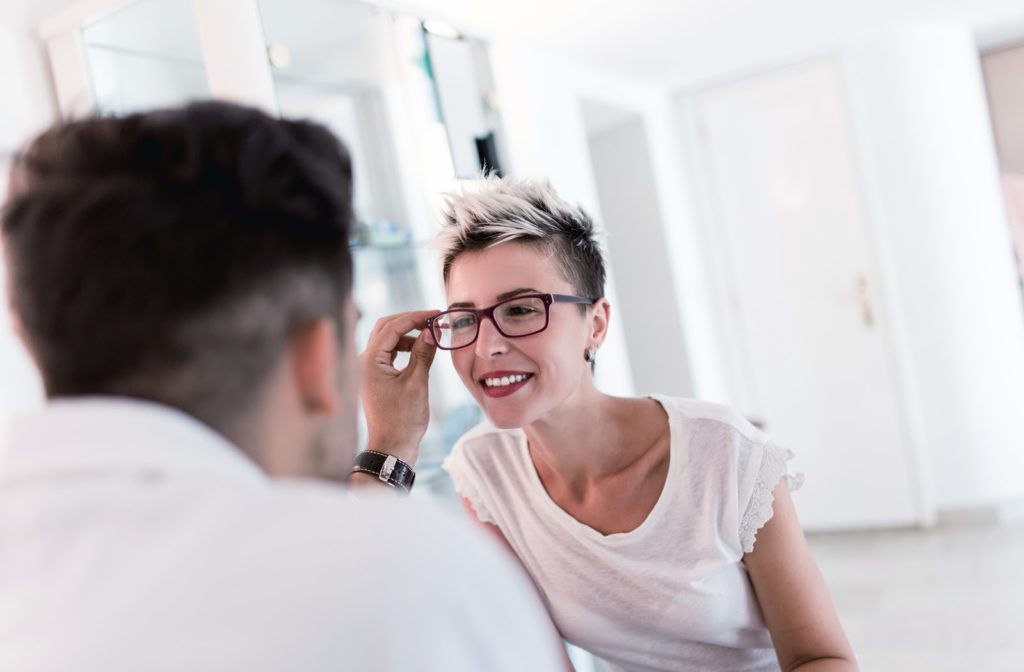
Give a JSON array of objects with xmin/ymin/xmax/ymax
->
[{"xmin": 739, "ymin": 443, "xmax": 805, "ymax": 554}]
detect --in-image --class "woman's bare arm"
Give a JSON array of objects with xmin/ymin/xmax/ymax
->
[{"xmin": 743, "ymin": 484, "xmax": 858, "ymax": 671}]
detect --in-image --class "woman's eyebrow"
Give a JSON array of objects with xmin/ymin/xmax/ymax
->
[{"xmin": 447, "ymin": 287, "xmax": 540, "ymax": 309}]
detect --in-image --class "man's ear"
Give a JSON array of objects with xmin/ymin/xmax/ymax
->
[{"xmin": 290, "ymin": 318, "xmax": 338, "ymax": 416}]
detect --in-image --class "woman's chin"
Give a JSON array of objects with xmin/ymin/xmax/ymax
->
[{"xmin": 479, "ymin": 402, "xmax": 530, "ymax": 430}]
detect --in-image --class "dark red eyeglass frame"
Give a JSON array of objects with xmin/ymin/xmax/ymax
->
[{"xmin": 425, "ymin": 293, "xmax": 596, "ymax": 350}]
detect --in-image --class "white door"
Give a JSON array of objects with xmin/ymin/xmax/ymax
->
[{"xmin": 692, "ymin": 59, "xmax": 925, "ymax": 530}]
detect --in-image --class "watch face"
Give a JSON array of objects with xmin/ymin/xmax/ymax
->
[{"xmin": 353, "ymin": 451, "xmax": 414, "ymax": 492}]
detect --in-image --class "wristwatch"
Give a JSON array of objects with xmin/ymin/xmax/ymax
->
[{"xmin": 351, "ymin": 450, "xmax": 416, "ymax": 492}]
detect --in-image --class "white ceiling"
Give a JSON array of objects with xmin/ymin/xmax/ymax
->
[
  {"xmin": 371, "ymin": 0, "xmax": 1024, "ymax": 84},
  {"xmin": 21, "ymin": 0, "xmax": 1024, "ymax": 88}
]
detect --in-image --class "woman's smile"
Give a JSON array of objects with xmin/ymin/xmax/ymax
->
[{"xmin": 478, "ymin": 370, "xmax": 535, "ymax": 398}]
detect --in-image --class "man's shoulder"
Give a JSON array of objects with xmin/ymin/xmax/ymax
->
[
  {"xmin": 237, "ymin": 483, "xmax": 522, "ymax": 581},
  {"xmin": 5, "ymin": 478, "xmax": 561, "ymax": 671},
  {"xmin": 235, "ymin": 480, "xmax": 480, "ymax": 553},
  {"xmin": 213, "ymin": 483, "xmax": 561, "ymax": 669},
  {"xmin": 184, "ymin": 481, "xmax": 529, "ymax": 607}
]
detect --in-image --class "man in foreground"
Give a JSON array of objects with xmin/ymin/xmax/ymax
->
[{"xmin": 0, "ymin": 102, "xmax": 562, "ymax": 671}]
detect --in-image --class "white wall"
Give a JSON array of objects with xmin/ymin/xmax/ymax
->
[
  {"xmin": 1, "ymin": 3, "xmax": 54, "ymax": 414},
  {"xmin": 1, "ymin": 2, "xmax": 60, "ymax": 145},
  {"xmin": 586, "ymin": 112, "xmax": 694, "ymax": 398},
  {"xmin": 846, "ymin": 24, "xmax": 1024, "ymax": 510},
  {"xmin": 486, "ymin": 40, "xmax": 734, "ymax": 401}
]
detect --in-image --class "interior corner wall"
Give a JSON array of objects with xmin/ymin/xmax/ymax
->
[{"xmin": 847, "ymin": 23, "xmax": 1024, "ymax": 510}]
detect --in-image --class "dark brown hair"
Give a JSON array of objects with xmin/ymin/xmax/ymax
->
[{"xmin": 1, "ymin": 101, "xmax": 354, "ymax": 427}]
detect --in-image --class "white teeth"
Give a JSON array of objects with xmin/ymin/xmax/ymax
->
[{"xmin": 484, "ymin": 374, "xmax": 530, "ymax": 388}]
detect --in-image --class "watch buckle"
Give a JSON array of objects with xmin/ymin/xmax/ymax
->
[{"xmin": 378, "ymin": 455, "xmax": 397, "ymax": 484}]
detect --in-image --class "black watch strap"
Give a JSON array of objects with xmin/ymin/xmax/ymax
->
[{"xmin": 352, "ymin": 450, "xmax": 416, "ymax": 492}]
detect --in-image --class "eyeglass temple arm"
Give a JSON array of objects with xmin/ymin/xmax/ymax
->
[{"xmin": 550, "ymin": 293, "xmax": 598, "ymax": 304}]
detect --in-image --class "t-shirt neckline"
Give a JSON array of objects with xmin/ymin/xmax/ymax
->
[{"xmin": 516, "ymin": 394, "xmax": 680, "ymax": 544}]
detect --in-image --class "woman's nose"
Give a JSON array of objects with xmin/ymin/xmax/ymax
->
[{"xmin": 475, "ymin": 316, "xmax": 509, "ymax": 359}]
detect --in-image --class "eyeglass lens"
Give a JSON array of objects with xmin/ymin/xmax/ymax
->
[{"xmin": 431, "ymin": 296, "xmax": 549, "ymax": 349}]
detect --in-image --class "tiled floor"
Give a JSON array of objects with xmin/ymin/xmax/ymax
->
[{"xmin": 808, "ymin": 520, "xmax": 1024, "ymax": 671}]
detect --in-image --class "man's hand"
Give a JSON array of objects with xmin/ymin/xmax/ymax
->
[{"xmin": 358, "ymin": 310, "xmax": 439, "ymax": 468}]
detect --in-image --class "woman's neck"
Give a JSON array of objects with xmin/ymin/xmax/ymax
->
[{"xmin": 522, "ymin": 388, "xmax": 663, "ymax": 495}]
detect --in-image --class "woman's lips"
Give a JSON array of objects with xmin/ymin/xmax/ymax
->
[{"xmin": 478, "ymin": 371, "xmax": 534, "ymax": 399}]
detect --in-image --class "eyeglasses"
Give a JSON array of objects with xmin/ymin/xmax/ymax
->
[{"xmin": 425, "ymin": 293, "xmax": 596, "ymax": 351}]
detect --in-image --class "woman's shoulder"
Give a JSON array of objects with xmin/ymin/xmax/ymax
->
[
  {"xmin": 442, "ymin": 421, "xmax": 531, "ymax": 524},
  {"xmin": 444, "ymin": 420, "xmax": 526, "ymax": 474},
  {"xmin": 648, "ymin": 394, "xmax": 767, "ymax": 445}
]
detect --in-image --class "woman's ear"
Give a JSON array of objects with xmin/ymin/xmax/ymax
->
[
  {"xmin": 290, "ymin": 318, "xmax": 338, "ymax": 416},
  {"xmin": 589, "ymin": 298, "xmax": 611, "ymax": 350}
]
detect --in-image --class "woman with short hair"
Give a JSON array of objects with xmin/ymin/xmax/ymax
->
[{"xmin": 368, "ymin": 176, "xmax": 857, "ymax": 672}]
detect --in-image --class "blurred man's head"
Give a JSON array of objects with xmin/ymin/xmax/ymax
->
[{"xmin": 1, "ymin": 101, "xmax": 360, "ymax": 480}]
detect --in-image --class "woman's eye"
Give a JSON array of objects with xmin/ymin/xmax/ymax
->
[
  {"xmin": 451, "ymin": 316, "xmax": 476, "ymax": 330},
  {"xmin": 504, "ymin": 304, "xmax": 538, "ymax": 317}
]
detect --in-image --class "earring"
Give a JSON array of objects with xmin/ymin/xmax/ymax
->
[{"xmin": 584, "ymin": 348, "xmax": 593, "ymax": 362}]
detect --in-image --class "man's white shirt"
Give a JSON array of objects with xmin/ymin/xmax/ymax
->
[{"xmin": 0, "ymin": 398, "xmax": 562, "ymax": 671}]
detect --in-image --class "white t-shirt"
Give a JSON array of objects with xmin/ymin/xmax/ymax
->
[
  {"xmin": 443, "ymin": 394, "xmax": 802, "ymax": 672},
  {"xmin": 0, "ymin": 398, "xmax": 563, "ymax": 672}
]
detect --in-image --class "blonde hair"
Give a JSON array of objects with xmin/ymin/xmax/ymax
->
[{"xmin": 436, "ymin": 176, "xmax": 607, "ymax": 301}]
